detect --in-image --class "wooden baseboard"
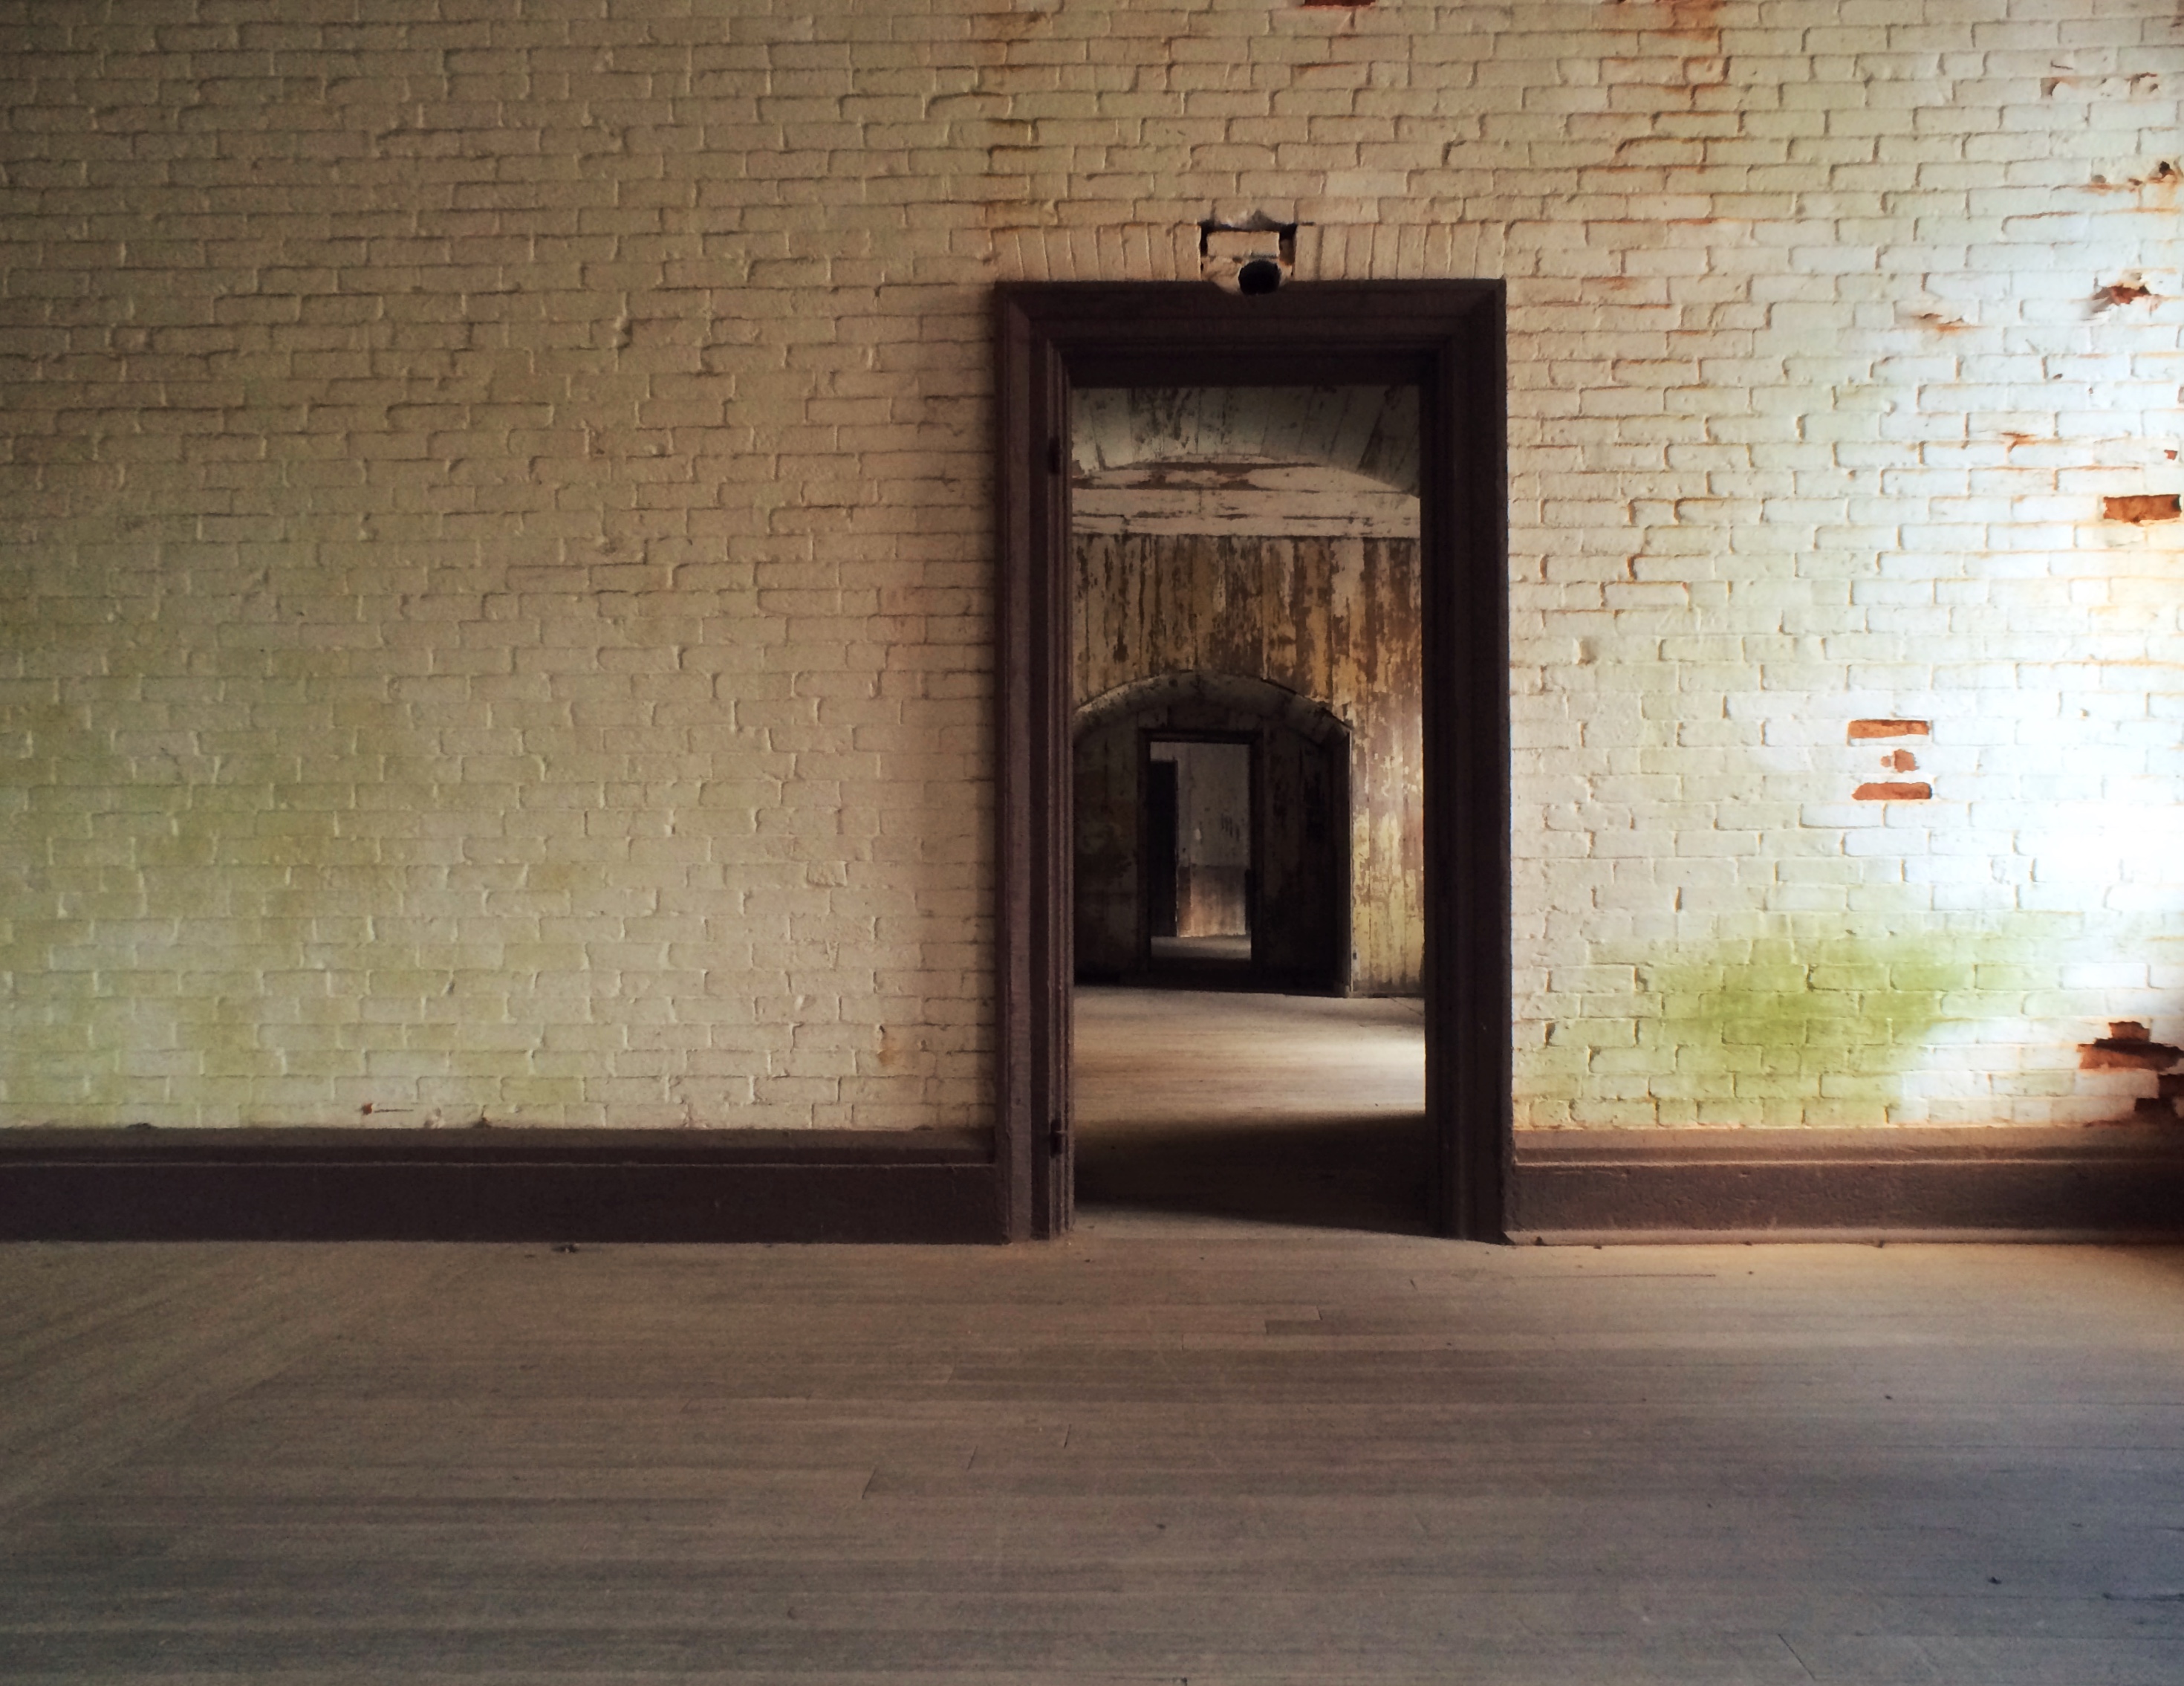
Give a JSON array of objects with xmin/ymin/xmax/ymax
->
[
  {"xmin": 1511, "ymin": 1127, "xmax": 2184, "ymax": 1242},
  {"xmin": 16, "ymin": 1125, "xmax": 2177, "ymax": 1246},
  {"xmin": 0, "ymin": 1129, "xmax": 1001, "ymax": 1243}
]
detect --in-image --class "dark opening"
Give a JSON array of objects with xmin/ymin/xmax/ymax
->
[
  {"xmin": 1145, "ymin": 756, "xmax": 1180, "ymax": 939},
  {"xmin": 1145, "ymin": 736, "xmax": 1252, "ymax": 970},
  {"xmin": 1073, "ymin": 678, "xmax": 1351, "ymax": 997}
]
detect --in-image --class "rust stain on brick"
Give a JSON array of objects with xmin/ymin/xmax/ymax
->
[
  {"xmin": 2085, "ymin": 160, "xmax": 2180, "ymax": 193},
  {"xmin": 1847, "ymin": 719, "xmax": 1928, "ymax": 739},
  {"xmin": 2044, "ymin": 72, "xmax": 2161, "ymax": 96},
  {"xmin": 1853, "ymin": 782, "xmax": 1931, "ymax": 802},
  {"xmin": 2104, "ymin": 493, "xmax": 2182, "ymax": 524},
  {"xmin": 2079, "ymin": 1022, "xmax": 2184, "ymax": 1072}
]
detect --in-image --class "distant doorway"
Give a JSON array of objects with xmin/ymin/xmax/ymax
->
[
  {"xmin": 1145, "ymin": 736, "xmax": 1252, "ymax": 972},
  {"xmin": 1074, "ymin": 674, "xmax": 1350, "ymax": 993}
]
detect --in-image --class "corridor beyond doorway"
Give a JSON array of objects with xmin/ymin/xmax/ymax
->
[{"xmin": 1073, "ymin": 985, "xmax": 1428, "ymax": 1233}]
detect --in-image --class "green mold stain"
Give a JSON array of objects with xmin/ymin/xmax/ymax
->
[
  {"xmin": 1642, "ymin": 934, "xmax": 1963, "ymax": 1082},
  {"xmin": 1522, "ymin": 913, "xmax": 2124, "ymax": 1128},
  {"xmin": 0, "ymin": 584, "xmax": 591, "ymax": 1126}
]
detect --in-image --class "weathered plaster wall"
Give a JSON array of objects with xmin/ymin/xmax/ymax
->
[
  {"xmin": 1076, "ymin": 531, "xmax": 1424, "ymax": 993},
  {"xmin": 1, "ymin": 0, "xmax": 2179, "ymax": 1129}
]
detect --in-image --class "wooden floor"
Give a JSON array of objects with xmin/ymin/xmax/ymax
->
[
  {"xmin": 2, "ymin": 994, "xmax": 2178, "ymax": 1680},
  {"xmin": 4, "ymin": 1231, "xmax": 2183, "ymax": 1683}
]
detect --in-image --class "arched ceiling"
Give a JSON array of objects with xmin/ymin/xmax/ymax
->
[{"xmin": 1069, "ymin": 386, "xmax": 1420, "ymax": 539}]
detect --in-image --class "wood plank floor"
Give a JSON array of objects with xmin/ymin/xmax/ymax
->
[{"xmin": 4, "ymin": 1232, "xmax": 2183, "ymax": 1684}]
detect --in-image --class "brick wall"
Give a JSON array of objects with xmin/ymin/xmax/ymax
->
[{"xmin": 1, "ymin": 0, "xmax": 2177, "ymax": 1130}]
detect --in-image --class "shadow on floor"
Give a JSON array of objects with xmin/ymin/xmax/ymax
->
[{"xmin": 1075, "ymin": 1113, "xmax": 1431, "ymax": 1235}]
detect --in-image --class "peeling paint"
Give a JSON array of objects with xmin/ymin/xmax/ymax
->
[
  {"xmin": 2084, "ymin": 159, "xmax": 2180, "ymax": 193},
  {"xmin": 2103, "ymin": 493, "xmax": 2182, "ymax": 525},
  {"xmin": 2042, "ymin": 72, "xmax": 2161, "ymax": 97},
  {"xmin": 1848, "ymin": 719, "xmax": 1929, "ymax": 740},
  {"xmin": 2079, "ymin": 1024, "xmax": 2184, "ymax": 1072}
]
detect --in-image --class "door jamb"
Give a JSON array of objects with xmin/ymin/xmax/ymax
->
[{"xmin": 994, "ymin": 281, "xmax": 1510, "ymax": 1241}]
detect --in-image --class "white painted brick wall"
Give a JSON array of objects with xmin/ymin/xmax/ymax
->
[{"xmin": 0, "ymin": 0, "xmax": 2177, "ymax": 1130}]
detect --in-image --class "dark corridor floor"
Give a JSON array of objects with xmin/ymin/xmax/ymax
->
[{"xmin": 1072, "ymin": 985, "xmax": 1429, "ymax": 1233}]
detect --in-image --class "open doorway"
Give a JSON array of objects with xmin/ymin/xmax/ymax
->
[
  {"xmin": 1066, "ymin": 381, "xmax": 1420, "ymax": 1228},
  {"xmin": 1076, "ymin": 672, "xmax": 1353, "ymax": 995},
  {"xmin": 994, "ymin": 282, "xmax": 1509, "ymax": 1242},
  {"xmin": 1145, "ymin": 736, "xmax": 1253, "ymax": 975}
]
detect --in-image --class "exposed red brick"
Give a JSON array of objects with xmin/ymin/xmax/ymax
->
[
  {"xmin": 1847, "ymin": 719, "xmax": 1929, "ymax": 739},
  {"xmin": 1853, "ymin": 782, "xmax": 1931, "ymax": 801},
  {"xmin": 2096, "ymin": 282, "xmax": 2154, "ymax": 306},
  {"xmin": 2079, "ymin": 1031, "xmax": 2184, "ymax": 1071},
  {"xmin": 2104, "ymin": 493, "xmax": 2181, "ymax": 525}
]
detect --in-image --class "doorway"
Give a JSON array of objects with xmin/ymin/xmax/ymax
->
[
  {"xmin": 994, "ymin": 282, "xmax": 1509, "ymax": 1241},
  {"xmin": 1075, "ymin": 672, "xmax": 1353, "ymax": 995},
  {"xmin": 1146, "ymin": 736, "xmax": 1252, "ymax": 971}
]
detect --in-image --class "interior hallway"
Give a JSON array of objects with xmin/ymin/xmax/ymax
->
[{"xmin": 1073, "ymin": 985, "xmax": 1430, "ymax": 1233}]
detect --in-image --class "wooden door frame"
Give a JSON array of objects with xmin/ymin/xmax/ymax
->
[{"xmin": 995, "ymin": 281, "xmax": 1510, "ymax": 1242}]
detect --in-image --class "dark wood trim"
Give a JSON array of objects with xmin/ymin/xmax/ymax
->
[
  {"xmin": 1511, "ymin": 1129, "xmax": 2184, "ymax": 1242},
  {"xmin": 995, "ymin": 282, "xmax": 1512, "ymax": 1241},
  {"xmin": 994, "ymin": 290, "xmax": 1076, "ymax": 1240},
  {"xmin": 1426, "ymin": 285, "xmax": 1512, "ymax": 1242},
  {"xmin": 0, "ymin": 1129, "xmax": 998, "ymax": 1243}
]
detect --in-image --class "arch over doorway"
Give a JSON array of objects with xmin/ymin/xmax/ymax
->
[
  {"xmin": 1076, "ymin": 670, "xmax": 1348, "ymax": 744},
  {"xmin": 1074, "ymin": 672, "xmax": 1351, "ymax": 993}
]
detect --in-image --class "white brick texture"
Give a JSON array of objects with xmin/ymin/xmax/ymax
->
[{"xmin": 1, "ymin": 0, "xmax": 2178, "ymax": 1129}]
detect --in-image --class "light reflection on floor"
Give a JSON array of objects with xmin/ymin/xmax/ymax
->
[{"xmin": 1072, "ymin": 985, "xmax": 1429, "ymax": 1233}]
